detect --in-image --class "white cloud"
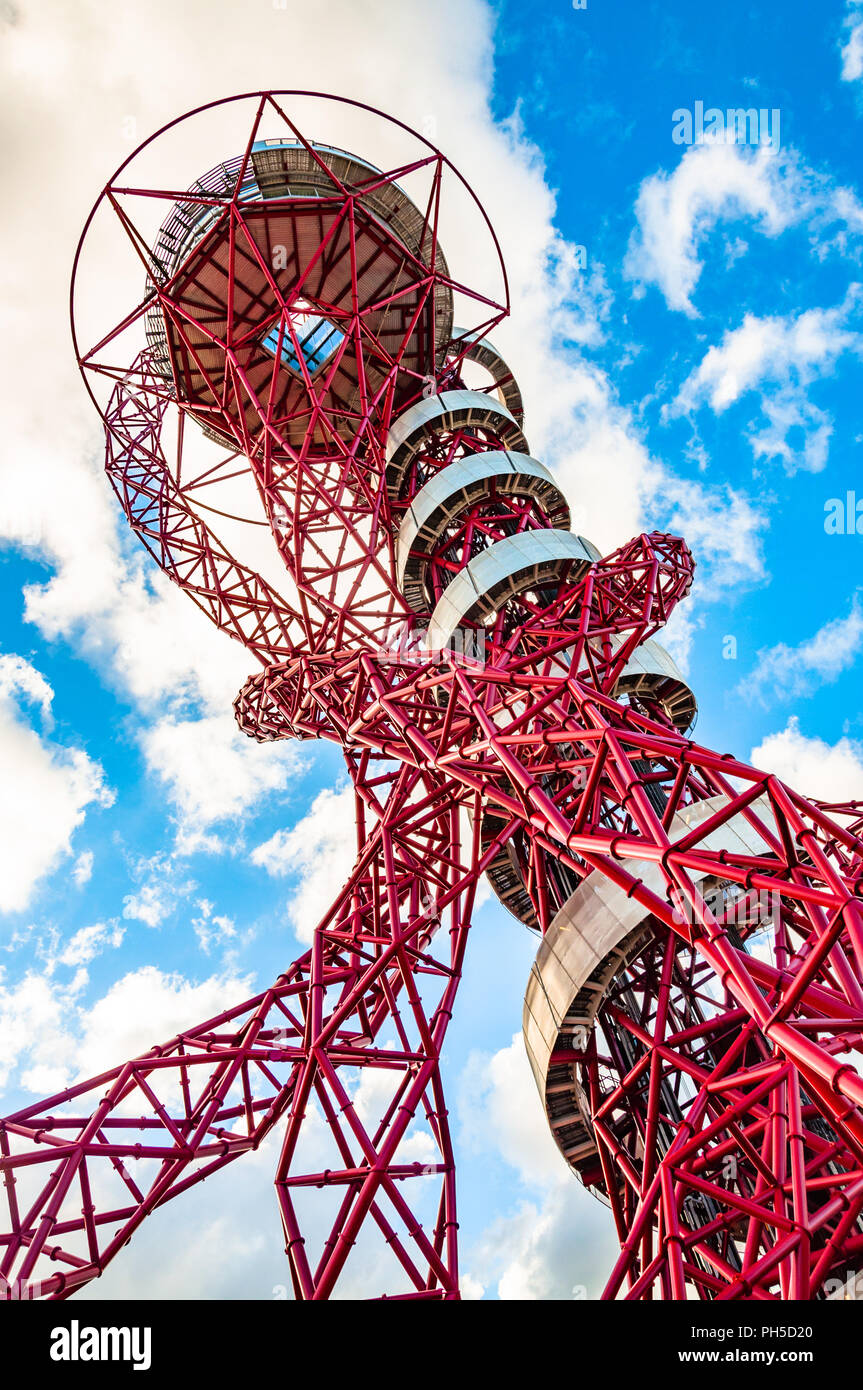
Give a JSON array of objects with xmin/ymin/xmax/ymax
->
[
  {"xmin": 57, "ymin": 921, "xmax": 125, "ymax": 969},
  {"xmin": 72, "ymin": 850, "xmax": 94, "ymax": 886},
  {"xmin": 739, "ymin": 598, "xmax": 863, "ymax": 704},
  {"xmin": 73, "ymin": 964, "xmax": 253, "ymax": 1079},
  {"xmin": 0, "ymin": 959, "xmax": 253, "ymax": 1098},
  {"xmin": 844, "ymin": 28, "xmax": 863, "ymax": 83},
  {"xmin": 75, "ymin": 1128, "xmax": 288, "ymax": 1301},
  {"xmin": 469, "ymin": 1189, "xmax": 613, "ymax": 1300},
  {"xmin": 841, "ymin": 4, "xmax": 863, "ymax": 82},
  {"xmin": 251, "ymin": 784, "xmax": 356, "ymax": 943},
  {"xmin": 458, "ymin": 1033, "xmax": 619, "ymax": 1299},
  {"xmin": 0, "ymin": 653, "xmax": 53, "ymax": 721},
  {"xmin": 675, "ymin": 295, "xmax": 861, "ymax": 414},
  {"xmin": 0, "ymin": 6, "xmax": 270, "ymax": 727},
  {"xmin": 141, "ymin": 711, "xmax": 304, "ymax": 851},
  {"xmin": 192, "ymin": 900, "xmax": 238, "ymax": 956},
  {"xmin": 3, "ymin": 917, "xmax": 124, "ymax": 982},
  {"xmin": 122, "ymin": 863, "xmax": 247, "ymax": 957},
  {"xmin": 122, "ymin": 884, "xmax": 172, "ymax": 928},
  {"xmin": 751, "ymin": 716, "xmax": 863, "ymax": 803},
  {"xmin": 625, "ymin": 144, "xmax": 801, "ymax": 315},
  {"xmin": 122, "ymin": 853, "xmax": 195, "ymax": 928},
  {"xmin": 652, "ymin": 472, "xmax": 767, "ymax": 594},
  {"xmin": 671, "ymin": 289, "xmax": 862, "ymax": 471},
  {"xmin": 625, "ymin": 143, "xmax": 863, "ymax": 316},
  {"xmin": 0, "ymin": 654, "xmax": 113, "ymax": 913},
  {"xmin": 659, "ymin": 603, "xmax": 698, "ymax": 676},
  {"xmin": 0, "ymin": 968, "xmax": 79, "ymax": 1094}
]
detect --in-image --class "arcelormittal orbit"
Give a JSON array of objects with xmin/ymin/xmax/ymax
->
[{"xmin": 3, "ymin": 91, "xmax": 863, "ymax": 1302}]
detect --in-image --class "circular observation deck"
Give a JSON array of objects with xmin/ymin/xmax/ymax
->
[{"xmin": 145, "ymin": 140, "xmax": 454, "ymax": 451}]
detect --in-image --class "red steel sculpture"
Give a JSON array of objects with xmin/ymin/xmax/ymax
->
[{"xmin": 3, "ymin": 91, "xmax": 863, "ymax": 1302}]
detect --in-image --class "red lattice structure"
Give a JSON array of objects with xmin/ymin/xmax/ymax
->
[{"xmin": 2, "ymin": 91, "xmax": 863, "ymax": 1302}]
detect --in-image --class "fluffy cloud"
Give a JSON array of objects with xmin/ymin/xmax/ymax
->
[
  {"xmin": 140, "ymin": 711, "xmax": 304, "ymax": 851},
  {"xmin": 458, "ymin": 1033, "xmax": 619, "ymax": 1299},
  {"xmin": 522, "ymin": 348, "xmax": 769, "ymax": 597},
  {"xmin": 751, "ymin": 716, "xmax": 863, "ymax": 804},
  {"xmin": 649, "ymin": 470, "xmax": 767, "ymax": 595},
  {"xmin": 739, "ymin": 598, "xmax": 863, "ymax": 705},
  {"xmin": 0, "ymin": 920, "xmax": 124, "ymax": 1092},
  {"xmin": 192, "ymin": 900, "xmax": 239, "ymax": 956},
  {"xmin": 0, "ymin": 960, "xmax": 253, "ymax": 1099},
  {"xmin": 72, "ymin": 851, "xmax": 94, "ymax": 887},
  {"xmin": 671, "ymin": 288, "xmax": 863, "ymax": 471},
  {"xmin": 0, "ymin": 968, "xmax": 79, "ymax": 1094},
  {"xmin": 73, "ymin": 964, "xmax": 253, "ymax": 1079},
  {"xmin": 659, "ymin": 602, "xmax": 698, "ymax": 675},
  {"xmin": 841, "ymin": 3, "xmax": 863, "ymax": 82},
  {"xmin": 0, "ymin": 655, "xmax": 113, "ymax": 913},
  {"xmin": 57, "ymin": 921, "xmax": 125, "ymax": 969},
  {"xmin": 625, "ymin": 143, "xmax": 863, "ymax": 316},
  {"xmin": 251, "ymin": 784, "xmax": 357, "ymax": 943},
  {"xmin": 674, "ymin": 295, "xmax": 861, "ymax": 414},
  {"xmin": 122, "ymin": 852, "xmax": 195, "ymax": 927},
  {"xmin": 625, "ymin": 144, "xmax": 800, "ymax": 315},
  {"xmin": 469, "ymin": 1187, "xmax": 615, "ymax": 1301}
]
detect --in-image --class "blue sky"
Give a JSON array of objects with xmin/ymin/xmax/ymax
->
[
  {"xmin": 0, "ymin": 0, "xmax": 862, "ymax": 1299},
  {"xmin": 491, "ymin": 0, "xmax": 863, "ymax": 767}
]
